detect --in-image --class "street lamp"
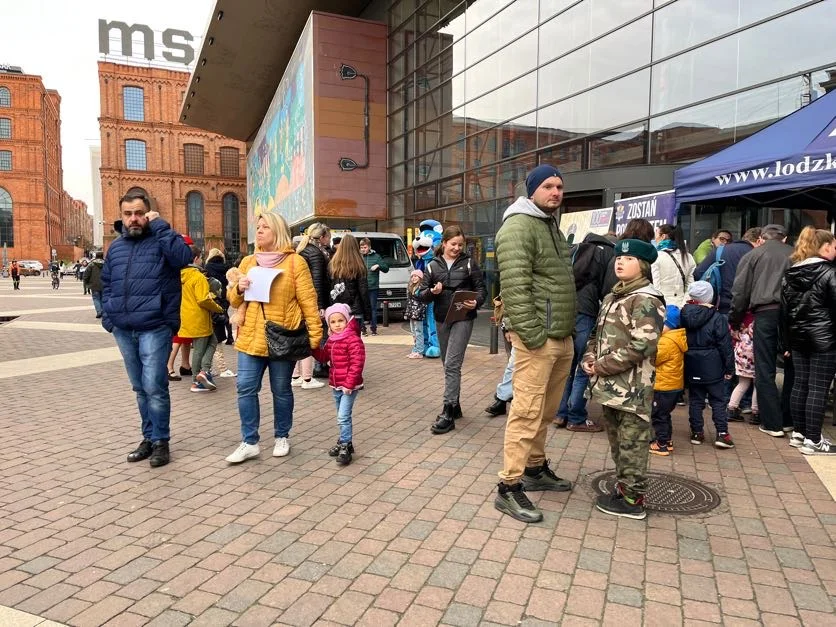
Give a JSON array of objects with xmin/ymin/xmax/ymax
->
[{"xmin": 338, "ymin": 64, "xmax": 369, "ymax": 172}]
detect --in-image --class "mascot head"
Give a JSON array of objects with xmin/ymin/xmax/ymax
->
[{"xmin": 412, "ymin": 219, "xmax": 443, "ymax": 260}]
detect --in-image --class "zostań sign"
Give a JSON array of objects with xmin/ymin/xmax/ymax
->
[
  {"xmin": 98, "ymin": 19, "xmax": 195, "ymax": 66},
  {"xmin": 613, "ymin": 190, "xmax": 677, "ymax": 236}
]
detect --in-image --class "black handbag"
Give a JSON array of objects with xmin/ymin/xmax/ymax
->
[{"xmin": 259, "ymin": 255, "xmax": 311, "ymax": 361}]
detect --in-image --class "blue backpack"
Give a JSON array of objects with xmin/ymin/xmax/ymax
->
[{"xmin": 699, "ymin": 245, "xmax": 725, "ymax": 304}]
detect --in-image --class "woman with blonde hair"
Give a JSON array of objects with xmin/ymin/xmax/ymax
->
[
  {"xmin": 291, "ymin": 223, "xmax": 329, "ymax": 389},
  {"xmin": 781, "ymin": 226, "xmax": 836, "ymax": 455},
  {"xmin": 328, "ymin": 233, "xmax": 371, "ymax": 330},
  {"xmin": 225, "ymin": 212, "xmax": 323, "ymax": 464}
]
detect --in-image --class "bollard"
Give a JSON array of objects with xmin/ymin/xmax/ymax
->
[
  {"xmin": 382, "ymin": 301, "xmax": 390, "ymax": 327},
  {"xmin": 489, "ymin": 317, "xmax": 499, "ymax": 354}
]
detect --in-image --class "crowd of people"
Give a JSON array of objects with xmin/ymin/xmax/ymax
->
[{"xmin": 92, "ymin": 172, "xmax": 834, "ymax": 524}]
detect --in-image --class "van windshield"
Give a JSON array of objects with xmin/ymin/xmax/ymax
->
[{"xmin": 369, "ymin": 237, "xmax": 410, "ymax": 267}]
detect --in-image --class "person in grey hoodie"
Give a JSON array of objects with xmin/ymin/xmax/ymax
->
[
  {"xmin": 493, "ymin": 164, "xmax": 576, "ymax": 524},
  {"xmin": 730, "ymin": 224, "xmax": 794, "ymax": 437}
]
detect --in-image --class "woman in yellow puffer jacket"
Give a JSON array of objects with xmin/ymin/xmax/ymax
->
[
  {"xmin": 650, "ymin": 305, "xmax": 688, "ymax": 456},
  {"xmin": 225, "ymin": 212, "xmax": 323, "ymax": 464}
]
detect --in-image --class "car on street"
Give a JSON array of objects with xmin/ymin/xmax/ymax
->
[{"xmin": 17, "ymin": 260, "xmax": 43, "ymax": 276}]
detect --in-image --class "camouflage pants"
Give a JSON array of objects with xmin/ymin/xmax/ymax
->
[{"xmin": 602, "ymin": 406, "xmax": 651, "ymax": 499}]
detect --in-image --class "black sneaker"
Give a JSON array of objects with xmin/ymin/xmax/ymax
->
[
  {"xmin": 328, "ymin": 441, "xmax": 354, "ymax": 457},
  {"xmin": 179, "ymin": 366, "xmax": 193, "ymax": 377},
  {"xmin": 596, "ymin": 492, "xmax": 646, "ymax": 520},
  {"xmin": 494, "ymin": 482, "xmax": 543, "ymax": 523},
  {"xmin": 336, "ymin": 442, "xmax": 353, "ymax": 465},
  {"xmin": 749, "ymin": 412, "xmax": 761, "ymax": 426},
  {"xmin": 690, "ymin": 432, "xmax": 705, "ymax": 445},
  {"xmin": 727, "ymin": 407, "xmax": 743, "ymax": 422},
  {"xmin": 521, "ymin": 460, "xmax": 572, "ymax": 492},
  {"xmin": 149, "ymin": 441, "xmax": 170, "ymax": 468},
  {"xmin": 127, "ymin": 439, "xmax": 153, "ymax": 463},
  {"xmin": 595, "ymin": 492, "xmax": 647, "ymax": 520}
]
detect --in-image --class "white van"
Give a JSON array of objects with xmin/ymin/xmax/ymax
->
[
  {"xmin": 350, "ymin": 232, "xmax": 413, "ymax": 318},
  {"xmin": 293, "ymin": 232, "xmax": 413, "ymax": 318}
]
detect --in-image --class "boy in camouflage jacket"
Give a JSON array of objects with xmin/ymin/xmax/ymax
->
[{"xmin": 582, "ymin": 239, "xmax": 665, "ymax": 520}]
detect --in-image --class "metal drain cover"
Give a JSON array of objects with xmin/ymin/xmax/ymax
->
[{"xmin": 591, "ymin": 471, "xmax": 721, "ymax": 514}]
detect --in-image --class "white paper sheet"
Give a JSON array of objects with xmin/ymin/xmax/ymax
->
[{"xmin": 243, "ymin": 267, "xmax": 283, "ymax": 303}]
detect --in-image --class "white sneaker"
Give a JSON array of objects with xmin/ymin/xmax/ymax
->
[
  {"xmin": 225, "ymin": 442, "xmax": 260, "ymax": 464},
  {"xmin": 219, "ymin": 369, "xmax": 236, "ymax": 378},
  {"xmin": 758, "ymin": 426, "xmax": 784, "ymax": 437},
  {"xmin": 301, "ymin": 379, "xmax": 325, "ymax": 389},
  {"xmin": 789, "ymin": 431, "xmax": 805, "ymax": 448},
  {"xmin": 800, "ymin": 437, "xmax": 835, "ymax": 455},
  {"xmin": 273, "ymin": 437, "xmax": 290, "ymax": 457},
  {"xmin": 291, "ymin": 377, "xmax": 303, "ymax": 387}
]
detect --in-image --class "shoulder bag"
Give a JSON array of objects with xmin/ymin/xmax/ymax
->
[{"xmin": 262, "ymin": 255, "xmax": 312, "ymax": 361}]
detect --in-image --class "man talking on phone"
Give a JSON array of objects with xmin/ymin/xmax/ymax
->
[{"xmin": 101, "ymin": 192, "xmax": 193, "ymax": 468}]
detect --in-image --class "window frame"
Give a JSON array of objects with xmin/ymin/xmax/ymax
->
[
  {"xmin": 124, "ymin": 139, "xmax": 147, "ymax": 171},
  {"xmin": 183, "ymin": 143, "xmax": 205, "ymax": 176},
  {"xmin": 186, "ymin": 191, "xmax": 205, "ymax": 249},
  {"xmin": 0, "ymin": 186, "xmax": 12, "ymax": 247},
  {"xmin": 0, "ymin": 87, "xmax": 10, "ymax": 107},
  {"xmin": 222, "ymin": 193, "xmax": 240, "ymax": 255},
  {"xmin": 0, "ymin": 150, "xmax": 12, "ymax": 171},
  {"xmin": 122, "ymin": 86, "xmax": 145, "ymax": 122},
  {"xmin": 0, "ymin": 117, "xmax": 10, "ymax": 139},
  {"xmin": 219, "ymin": 147, "xmax": 240, "ymax": 177}
]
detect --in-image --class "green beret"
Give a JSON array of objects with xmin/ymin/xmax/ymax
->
[{"xmin": 614, "ymin": 238, "xmax": 658, "ymax": 264}]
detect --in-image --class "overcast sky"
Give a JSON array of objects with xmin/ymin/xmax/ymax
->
[{"xmin": 0, "ymin": 0, "xmax": 214, "ymax": 212}]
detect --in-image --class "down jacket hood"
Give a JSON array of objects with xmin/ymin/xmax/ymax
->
[
  {"xmin": 502, "ymin": 197, "xmax": 552, "ymax": 221},
  {"xmin": 680, "ymin": 303, "xmax": 715, "ymax": 330}
]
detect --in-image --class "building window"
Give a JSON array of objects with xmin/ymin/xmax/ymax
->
[
  {"xmin": 123, "ymin": 86, "xmax": 144, "ymax": 121},
  {"xmin": 223, "ymin": 193, "xmax": 240, "ymax": 255},
  {"xmin": 0, "ymin": 118, "xmax": 9, "ymax": 138},
  {"xmin": 183, "ymin": 144, "xmax": 204, "ymax": 175},
  {"xmin": 125, "ymin": 140, "xmax": 147, "ymax": 171},
  {"xmin": 0, "ymin": 150, "xmax": 11, "ymax": 170},
  {"xmin": 0, "ymin": 87, "xmax": 9, "ymax": 107},
  {"xmin": 0, "ymin": 187, "xmax": 12, "ymax": 246},
  {"xmin": 186, "ymin": 191, "xmax": 204, "ymax": 249},
  {"xmin": 219, "ymin": 147, "xmax": 240, "ymax": 177}
]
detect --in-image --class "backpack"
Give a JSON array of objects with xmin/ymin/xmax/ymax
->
[{"xmin": 699, "ymin": 245, "xmax": 725, "ymax": 305}]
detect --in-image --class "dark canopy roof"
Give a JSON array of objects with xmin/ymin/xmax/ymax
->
[{"xmin": 674, "ymin": 88, "xmax": 836, "ymax": 210}]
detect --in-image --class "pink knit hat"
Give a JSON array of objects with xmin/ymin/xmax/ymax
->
[
  {"xmin": 410, "ymin": 269, "xmax": 423, "ymax": 279},
  {"xmin": 324, "ymin": 303, "xmax": 351, "ymax": 323}
]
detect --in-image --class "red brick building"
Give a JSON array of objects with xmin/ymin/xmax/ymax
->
[
  {"xmin": 0, "ymin": 65, "xmax": 90, "ymax": 266},
  {"xmin": 98, "ymin": 62, "xmax": 247, "ymax": 256}
]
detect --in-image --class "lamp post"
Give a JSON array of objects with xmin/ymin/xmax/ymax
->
[{"xmin": 337, "ymin": 64, "xmax": 370, "ymax": 172}]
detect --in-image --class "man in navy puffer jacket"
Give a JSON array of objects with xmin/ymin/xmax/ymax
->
[{"xmin": 102, "ymin": 192, "xmax": 193, "ymax": 468}]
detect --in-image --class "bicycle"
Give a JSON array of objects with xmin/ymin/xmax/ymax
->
[{"xmin": 51, "ymin": 271, "xmax": 60, "ymax": 290}]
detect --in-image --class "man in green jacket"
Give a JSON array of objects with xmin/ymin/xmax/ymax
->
[
  {"xmin": 493, "ymin": 164, "xmax": 577, "ymax": 523},
  {"xmin": 359, "ymin": 238, "xmax": 389, "ymax": 335}
]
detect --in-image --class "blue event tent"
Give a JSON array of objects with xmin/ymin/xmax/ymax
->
[{"xmin": 674, "ymin": 88, "xmax": 836, "ymax": 210}]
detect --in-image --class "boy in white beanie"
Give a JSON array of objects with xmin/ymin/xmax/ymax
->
[{"xmin": 680, "ymin": 280, "xmax": 735, "ymax": 448}]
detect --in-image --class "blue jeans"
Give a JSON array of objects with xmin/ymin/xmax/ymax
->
[
  {"xmin": 112, "ymin": 326, "xmax": 173, "ymax": 441},
  {"xmin": 91, "ymin": 291, "xmax": 103, "ymax": 316},
  {"xmin": 557, "ymin": 313, "xmax": 595, "ymax": 424},
  {"xmin": 237, "ymin": 352, "xmax": 295, "ymax": 444},
  {"xmin": 410, "ymin": 319, "xmax": 425, "ymax": 354},
  {"xmin": 332, "ymin": 388, "xmax": 359, "ymax": 442},
  {"xmin": 496, "ymin": 348, "xmax": 516, "ymax": 402},
  {"xmin": 368, "ymin": 289, "xmax": 379, "ymax": 331}
]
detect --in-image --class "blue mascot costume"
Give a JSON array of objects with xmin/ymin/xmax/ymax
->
[{"xmin": 412, "ymin": 219, "xmax": 443, "ymax": 358}]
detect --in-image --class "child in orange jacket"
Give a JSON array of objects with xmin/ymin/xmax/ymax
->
[{"xmin": 650, "ymin": 305, "xmax": 688, "ymax": 456}]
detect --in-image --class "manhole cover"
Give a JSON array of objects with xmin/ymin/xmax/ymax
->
[{"xmin": 590, "ymin": 471, "xmax": 721, "ymax": 514}]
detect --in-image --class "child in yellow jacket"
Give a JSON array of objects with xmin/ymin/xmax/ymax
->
[
  {"xmin": 650, "ymin": 305, "xmax": 688, "ymax": 456},
  {"xmin": 178, "ymin": 246, "xmax": 224, "ymax": 392}
]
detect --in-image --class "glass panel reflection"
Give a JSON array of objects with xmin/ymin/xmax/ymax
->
[
  {"xmin": 589, "ymin": 123, "xmax": 648, "ymax": 169},
  {"xmin": 464, "ymin": 32, "xmax": 537, "ymax": 103},
  {"xmin": 466, "ymin": 0, "xmax": 538, "ymax": 67}
]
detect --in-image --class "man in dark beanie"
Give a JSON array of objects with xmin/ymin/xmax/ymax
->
[{"xmin": 493, "ymin": 164, "xmax": 576, "ymax": 523}]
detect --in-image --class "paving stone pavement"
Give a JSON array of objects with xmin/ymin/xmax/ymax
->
[{"xmin": 1, "ymin": 278, "xmax": 835, "ymax": 626}]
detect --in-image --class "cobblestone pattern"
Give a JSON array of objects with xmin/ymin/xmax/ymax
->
[{"xmin": 0, "ymin": 283, "xmax": 834, "ymax": 626}]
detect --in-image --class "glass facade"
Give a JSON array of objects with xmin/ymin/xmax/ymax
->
[{"xmin": 385, "ymin": 0, "xmax": 836, "ymax": 244}]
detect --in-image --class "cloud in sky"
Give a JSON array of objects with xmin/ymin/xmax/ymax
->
[{"xmin": 0, "ymin": 0, "xmax": 214, "ymax": 210}]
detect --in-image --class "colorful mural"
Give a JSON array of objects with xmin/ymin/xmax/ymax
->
[{"xmin": 247, "ymin": 18, "xmax": 314, "ymax": 241}]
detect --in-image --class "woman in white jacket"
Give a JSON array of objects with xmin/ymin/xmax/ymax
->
[{"xmin": 652, "ymin": 224, "xmax": 695, "ymax": 308}]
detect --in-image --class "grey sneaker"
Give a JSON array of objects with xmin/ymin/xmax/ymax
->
[
  {"xmin": 789, "ymin": 431, "xmax": 805, "ymax": 448},
  {"xmin": 800, "ymin": 437, "xmax": 835, "ymax": 455},
  {"xmin": 495, "ymin": 482, "xmax": 543, "ymax": 523},
  {"xmin": 521, "ymin": 460, "xmax": 572, "ymax": 492}
]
